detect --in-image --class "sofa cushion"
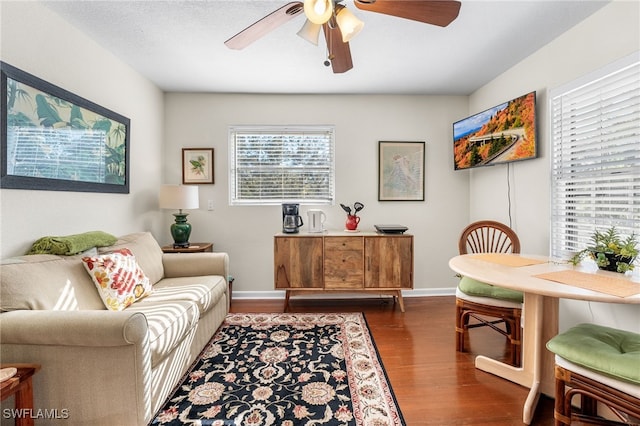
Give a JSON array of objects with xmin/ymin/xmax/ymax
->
[
  {"xmin": 82, "ymin": 249, "xmax": 154, "ymax": 311},
  {"xmin": 0, "ymin": 254, "xmax": 105, "ymax": 311},
  {"xmin": 126, "ymin": 299, "xmax": 199, "ymax": 366},
  {"xmin": 147, "ymin": 275, "xmax": 228, "ymax": 316},
  {"xmin": 100, "ymin": 232, "xmax": 164, "ymax": 285}
]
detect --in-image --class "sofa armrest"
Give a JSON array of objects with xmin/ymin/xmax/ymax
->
[
  {"xmin": 0, "ymin": 310, "xmax": 147, "ymax": 346},
  {"xmin": 1, "ymin": 310, "xmax": 152, "ymax": 425},
  {"xmin": 162, "ymin": 252, "xmax": 229, "ymax": 279}
]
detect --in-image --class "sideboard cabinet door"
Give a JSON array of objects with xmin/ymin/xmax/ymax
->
[
  {"xmin": 364, "ymin": 235, "xmax": 413, "ymax": 289},
  {"xmin": 274, "ymin": 237, "xmax": 323, "ymax": 289}
]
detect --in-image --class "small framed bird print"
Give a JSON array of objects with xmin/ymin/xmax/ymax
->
[{"xmin": 182, "ymin": 148, "xmax": 214, "ymax": 184}]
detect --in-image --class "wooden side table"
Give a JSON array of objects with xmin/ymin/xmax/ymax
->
[
  {"xmin": 161, "ymin": 242, "xmax": 213, "ymax": 253},
  {"xmin": 1, "ymin": 363, "xmax": 41, "ymax": 426}
]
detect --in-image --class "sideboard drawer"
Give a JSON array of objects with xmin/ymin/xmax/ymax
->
[
  {"xmin": 324, "ymin": 236, "xmax": 362, "ymax": 251},
  {"xmin": 324, "ymin": 248, "xmax": 363, "ymax": 289}
]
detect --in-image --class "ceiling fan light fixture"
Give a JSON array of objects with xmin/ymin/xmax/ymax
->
[
  {"xmin": 335, "ymin": 5, "xmax": 364, "ymax": 42},
  {"xmin": 297, "ymin": 19, "xmax": 321, "ymax": 45},
  {"xmin": 304, "ymin": 0, "xmax": 333, "ymax": 25}
]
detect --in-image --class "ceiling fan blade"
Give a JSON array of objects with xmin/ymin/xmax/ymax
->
[
  {"xmin": 322, "ymin": 21, "xmax": 353, "ymax": 73},
  {"xmin": 354, "ymin": 0, "xmax": 461, "ymax": 27},
  {"xmin": 225, "ymin": 2, "xmax": 304, "ymax": 49}
]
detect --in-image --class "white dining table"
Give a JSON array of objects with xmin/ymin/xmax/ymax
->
[{"xmin": 449, "ymin": 253, "xmax": 640, "ymax": 425}]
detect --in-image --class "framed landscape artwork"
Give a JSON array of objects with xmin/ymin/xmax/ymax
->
[
  {"xmin": 1, "ymin": 62, "xmax": 130, "ymax": 193},
  {"xmin": 378, "ymin": 141, "xmax": 425, "ymax": 201},
  {"xmin": 182, "ymin": 148, "xmax": 214, "ymax": 184}
]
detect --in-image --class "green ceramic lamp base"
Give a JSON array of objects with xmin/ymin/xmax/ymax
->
[{"xmin": 170, "ymin": 211, "xmax": 192, "ymax": 248}]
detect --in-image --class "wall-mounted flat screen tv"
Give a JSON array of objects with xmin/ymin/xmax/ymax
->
[{"xmin": 453, "ymin": 91, "xmax": 537, "ymax": 170}]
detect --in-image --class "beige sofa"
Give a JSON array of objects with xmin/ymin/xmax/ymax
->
[{"xmin": 0, "ymin": 232, "xmax": 230, "ymax": 425}]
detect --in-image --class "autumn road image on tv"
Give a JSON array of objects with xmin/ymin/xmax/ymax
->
[{"xmin": 453, "ymin": 91, "xmax": 537, "ymax": 170}]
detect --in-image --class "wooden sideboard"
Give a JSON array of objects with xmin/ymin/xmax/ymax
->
[{"xmin": 274, "ymin": 232, "xmax": 413, "ymax": 311}]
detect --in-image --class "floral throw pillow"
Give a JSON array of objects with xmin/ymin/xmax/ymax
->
[{"xmin": 82, "ymin": 248, "xmax": 153, "ymax": 311}]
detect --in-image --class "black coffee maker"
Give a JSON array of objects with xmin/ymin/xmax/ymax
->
[{"xmin": 282, "ymin": 203, "xmax": 304, "ymax": 233}]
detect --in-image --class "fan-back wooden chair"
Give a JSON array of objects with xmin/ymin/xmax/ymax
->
[{"xmin": 455, "ymin": 220, "xmax": 523, "ymax": 367}]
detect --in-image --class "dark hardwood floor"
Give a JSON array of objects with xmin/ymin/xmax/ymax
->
[{"xmin": 230, "ymin": 295, "xmax": 555, "ymax": 425}]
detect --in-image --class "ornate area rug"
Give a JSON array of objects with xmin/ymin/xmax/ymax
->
[{"xmin": 151, "ymin": 313, "xmax": 405, "ymax": 425}]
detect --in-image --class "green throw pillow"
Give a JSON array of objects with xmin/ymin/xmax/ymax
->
[{"xmin": 458, "ymin": 276, "xmax": 524, "ymax": 303}]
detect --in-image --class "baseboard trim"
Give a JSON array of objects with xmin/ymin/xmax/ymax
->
[{"xmin": 232, "ymin": 288, "xmax": 456, "ymax": 300}]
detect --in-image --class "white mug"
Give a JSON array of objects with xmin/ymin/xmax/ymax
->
[{"xmin": 307, "ymin": 209, "xmax": 326, "ymax": 233}]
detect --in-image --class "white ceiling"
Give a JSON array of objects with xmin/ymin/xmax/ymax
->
[{"xmin": 40, "ymin": 0, "xmax": 609, "ymax": 95}]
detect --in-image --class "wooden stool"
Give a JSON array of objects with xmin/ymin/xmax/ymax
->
[{"xmin": 547, "ymin": 324, "xmax": 640, "ymax": 425}]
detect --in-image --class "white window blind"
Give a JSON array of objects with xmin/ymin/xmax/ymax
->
[
  {"xmin": 550, "ymin": 53, "xmax": 640, "ymax": 260},
  {"xmin": 229, "ymin": 126, "xmax": 335, "ymax": 205}
]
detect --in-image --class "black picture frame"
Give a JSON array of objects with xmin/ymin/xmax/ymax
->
[
  {"xmin": 1, "ymin": 62, "xmax": 130, "ymax": 193},
  {"xmin": 182, "ymin": 148, "xmax": 214, "ymax": 184},
  {"xmin": 378, "ymin": 141, "xmax": 425, "ymax": 201}
]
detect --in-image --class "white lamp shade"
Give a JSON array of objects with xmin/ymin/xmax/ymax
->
[
  {"xmin": 304, "ymin": 0, "xmax": 333, "ymax": 25},
  {"xmin": 336, "ymin": 5, "xmax": 364, "ymax": 42},
  {"xmin": 297, "ymin": 19, "xmax": 321, "ymax": 45},
  {"xmin": 159, "ymin": 185, "xmax": 199, "ymax": 210}
]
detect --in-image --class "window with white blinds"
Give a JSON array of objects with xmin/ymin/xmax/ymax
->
[
  {"xmin": 229, "ymin": 126, "xmax": 335, "ymax": 205},
  {"xmin": 550, "ymin": 53, "xmax": 640, "ymax": 260}
]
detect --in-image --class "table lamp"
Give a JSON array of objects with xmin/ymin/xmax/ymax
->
[{"xmin": 159, "ymin": 184, "xmax": 199, "ymax": 248}]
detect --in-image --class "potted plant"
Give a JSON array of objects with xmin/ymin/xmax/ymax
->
[{"xmin": 570, "ymin": 227, "xmax": 638, "ymax": 273}]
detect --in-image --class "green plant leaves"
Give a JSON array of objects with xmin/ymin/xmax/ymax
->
[{"xmin": 570, "ymin": 226, "xmax": 637, "ymax": 272}]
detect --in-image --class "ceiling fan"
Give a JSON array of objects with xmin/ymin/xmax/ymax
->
[{"xmin": 224, "ymin": 0, "xmax": 461, "ymax": 74}]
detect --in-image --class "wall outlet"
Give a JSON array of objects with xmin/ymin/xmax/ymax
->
[{"xmin": 207, "ymin": 200, "xmax": 214, "ymax": 211}]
